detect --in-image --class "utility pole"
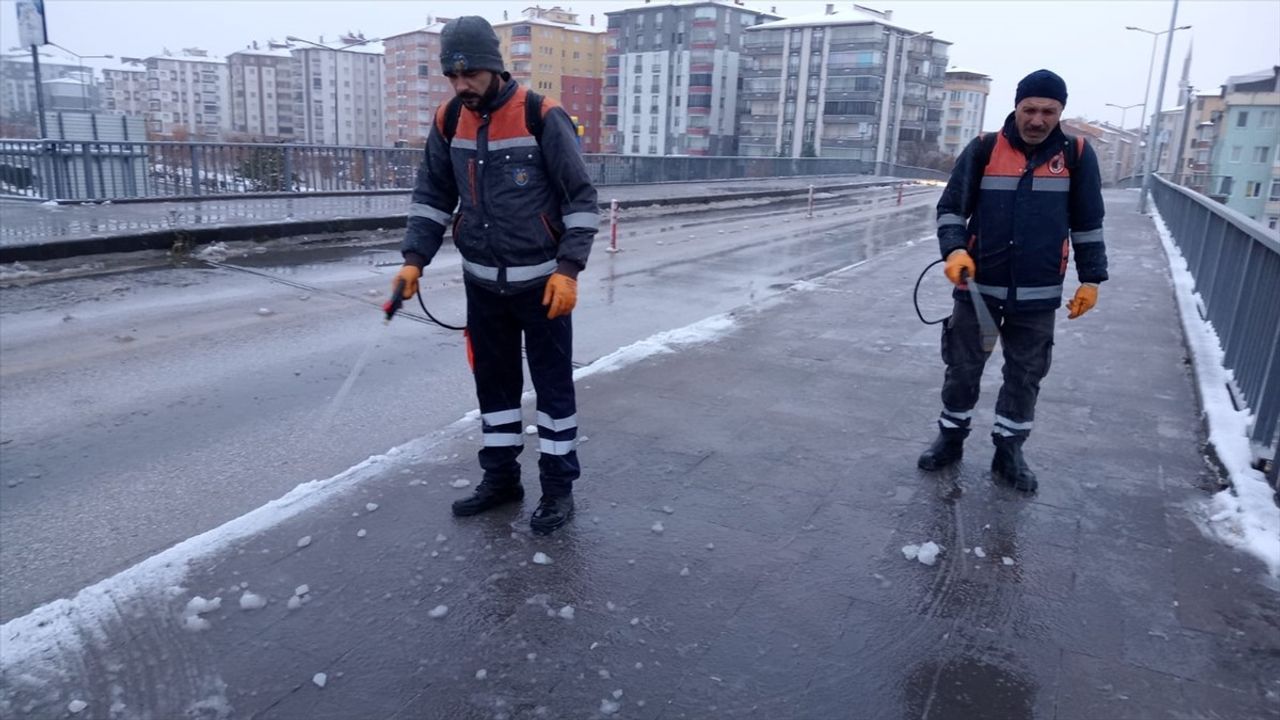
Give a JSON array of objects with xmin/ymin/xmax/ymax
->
[
  {"xmin": 30, "ymin": 45, "xmax": 47, "ymax": 138},
  {"xmin": 1125, "ymin": 19, "xmax": 1190, "ymax": 201},
  {"xmin": 1138, "ymin": 0, "xmax": 1183, "ymax": 213}
]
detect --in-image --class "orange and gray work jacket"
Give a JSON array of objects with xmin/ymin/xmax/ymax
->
[
  {"xmin": 401, "ymin": 80, "xmax": 598, "ymax": 293},
  {"xmin": 936, "ymin": 112, "xmax": 1108, "ymax": 313}
]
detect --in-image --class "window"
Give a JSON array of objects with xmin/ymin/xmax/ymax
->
[
  {"xmin": 1262, "ymin": 111, "xmax": 1277, "ymax": 128},
  {"xmin": 1269, "ymin": 217, "xmax": 1278, "ymax": 230},
  {"xmin": 1231, "ymin": 146, "xmax": 1243, "ymax": 162},
  {"xmin": 1245, "ymin": 181, "xmax": 1262, "ymax": 198},
  {"xmin": 1237, "ymin": 111, "xmax": 1249, "ymax": 127},
  {"xmin": 1269, "ymin": 180, "xmax": 1280, "ymax": 201},
  {"xmin": 1253, "ymin": 146, "xmax": 1270, "ymax": 163}
]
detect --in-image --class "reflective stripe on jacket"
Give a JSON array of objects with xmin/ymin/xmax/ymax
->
[
  {"xmin": 402, "ymin": 81, "xmax": 598, "ymax": 293},
  {"xmin": 936, "ymin": 113, "xmax": 1108, "ymax": 313}
]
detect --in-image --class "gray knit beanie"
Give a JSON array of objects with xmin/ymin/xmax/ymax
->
[{"xmin": 440, "ymin": 16, "xmax": 504, "ymax": 75}]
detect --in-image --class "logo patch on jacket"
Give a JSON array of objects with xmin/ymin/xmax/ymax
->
[
  {"xmin": 1048, "ymin": 153, "xmax": 1066, "ymax": 174},
  {"xmin": 512, "ymin": 167, "xmax": 530, "ymax": 187}
]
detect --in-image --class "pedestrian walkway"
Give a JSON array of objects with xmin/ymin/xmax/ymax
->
[
  {"xmin": 1, "ymin": 193, "xmax": 1276, "ymax": 720},
  {"xmin": 0, "ymin": 175, "xmax": 895, "ymax": 249}
]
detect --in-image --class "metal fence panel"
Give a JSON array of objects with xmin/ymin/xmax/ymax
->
[
  {"xmin": 1150, "ymin": 175, "xmax": 1280, "ymax": 457},
  {"xmin": 0, "ymin": 140, "xmax": 945, "ymax": 202}
]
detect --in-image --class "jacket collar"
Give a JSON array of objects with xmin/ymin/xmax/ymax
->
[
  {"xmin": 1000, "ymin": 111, "xmax": 1069, "ymax": 163},
  {"xmin": 479, "ymin": 76, "xmax": 518, "ymax": 114}
]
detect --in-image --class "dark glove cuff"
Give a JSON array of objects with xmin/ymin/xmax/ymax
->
[
  {"xmin": 403, "ymin": 251, "xmax": 427, "ymax": 269},
  {"xmin": 555, "ymin": 259, "xmax": 582, "ymax": 280}
]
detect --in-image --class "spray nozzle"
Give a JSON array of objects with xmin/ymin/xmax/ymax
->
[{"xmin": 383, "ymin": 279, "xmax": 406, "ymax": 323}]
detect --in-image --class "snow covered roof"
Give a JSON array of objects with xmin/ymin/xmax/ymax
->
[
  {"xmin": 229, "ymin": 43, "xmax": 296, "ymax": 59},
  {"xmin": 492, "ymin": 15, "xmax": 607, "ymax": 34},
  {"xmin": 148, "ymin": 50, "xmax": 228, "ymax": 65},
  {"xmin": 749, "ymin": 8, "xmax": 950, "ymax": 42},
  {"xmin": 92, "ymin": 57, "xmax": 148, "ymax": 74},
  {"xmin": 607, "ymin": 0, "xmax": 780, "ymax": 19},
  {"xmin": 1, "ymin": 49, "xmax": 83, "ymax": 67},
  {"xmin": 1227, "ymin": 67, "xmax": 1279, "ymax": 85},
  {"xmin": 946, "ymin": 67, "xmax": 989, "ymax": 78},
  {"xmin": 44, "ymin": 77, "xmax": 91, "ymax": 86},
  {"xmin": 383, "ymin": 23, "xmax": 448, "ymax": 41},
  {"xmin": 289, "ymin": 37, "xmax": 384, "ymax": 55}
]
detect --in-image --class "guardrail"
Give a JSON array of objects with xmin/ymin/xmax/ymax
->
[
  {"xmin": 0, "ymin": 139, "xmax": 948, "ymax": 201},
  {"xmin": 1149, "ymin": 174, "xmax": 1280, "ymax": 478}
]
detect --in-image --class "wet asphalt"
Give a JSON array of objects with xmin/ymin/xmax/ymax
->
[{"xmin": 0, "ymin": 191, "xmax": 1277, "ymax": 719}]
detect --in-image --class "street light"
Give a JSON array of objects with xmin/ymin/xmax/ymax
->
[
  {"xmin": 1125, "ymin": 21, "xmax": 1190, "ymax": 193},
  {"xmin": 1129, "ymin": 5, "xmax": 1190, "ymax": 212},
  {"xmin": 1105, "ymin": 101, "xmax": 1142, "ymax": 132},
  {"xmin": 891, "ymin": 29, "xmax": 933, "ymax": 171},
  {"xmin": 286, "ymin": 35, "xmax": 381, "ymax": 145},
  {"xmin": 1106, "ymin": 102, "xmax": 1143, "ymax": 183}
]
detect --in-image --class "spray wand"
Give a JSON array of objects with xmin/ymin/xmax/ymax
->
[{"xmin": 383, "ymin": 279, "xmax": 406, "ymax": 323}]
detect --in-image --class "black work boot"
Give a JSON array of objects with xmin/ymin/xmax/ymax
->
[
  {"xmin": 991, "ymin": 437, "xmax": 1038, "ymax": 493},
  {"xmin": 451, "ymin": 479, "xmax": 524, "ymax": 517},
  {"xmin": 530, "ymin": 494, "xmax": 574, "ymax": 534},
  {"xmin": 918, "ymin": 430, "xmax": 967, "ymax": 471}
]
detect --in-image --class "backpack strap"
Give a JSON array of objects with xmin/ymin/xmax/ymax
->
[
  {"xmin": 975, "ymin": 131, "xmax": 999, "ymax": 171},
  {"xmin": 442, "ymin": 96, "xmax": 464, "ymax": 143},
  {"xmin": 524, "ymin": 90, "xmax": 545, "ymax": 142},
  {"xmin": 1063, "ymin": 133, "xmax": 1085, "ymax": 172}
]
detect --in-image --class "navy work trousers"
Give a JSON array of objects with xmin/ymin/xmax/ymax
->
[
  {"xmin": 465, "ymin": 279, "xmax": 579, "ymax": 496},
  {"xmin": 936, "ymin": 298, "xmax": 1056, "ymax": 442}
]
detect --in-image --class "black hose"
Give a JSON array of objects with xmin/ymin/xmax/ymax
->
[
  {"xmin": 417, "ymin": 290, "xmax": 465, "ymax": 331},
  {"xmin": 913, "ymin": 258, "xmax": 948, "ymax": 325}
]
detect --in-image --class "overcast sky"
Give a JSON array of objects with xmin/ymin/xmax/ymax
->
[{"xmin": 2, "ymin": 0, "xmax": 1277, "ymax": 130}]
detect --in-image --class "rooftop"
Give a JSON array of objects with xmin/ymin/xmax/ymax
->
[{"xmin": 748, "ymin": 7, "xmax": 950, "ymax": 42}]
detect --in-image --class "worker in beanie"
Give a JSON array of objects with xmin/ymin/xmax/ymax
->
[
  {"xmin": 918, "ymin": 68, "xmax": 1108, "ymax": 493},
  {"xmin": 394, "ymin": 16, "xmax": 599, "ymax": 533}
]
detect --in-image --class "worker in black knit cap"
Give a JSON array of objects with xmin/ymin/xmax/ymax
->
[
  {"xmin": 918, "ymin": 68, "xmax": 1108, "ymax": 494},
  {"xmin": 394, "ymin": 16, "xmax": 598, "ymax": 533}
]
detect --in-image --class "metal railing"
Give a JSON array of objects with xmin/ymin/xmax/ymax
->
[
  {"xmin": 0, "ymin": 139, "xmax": 948, "ymax": 201},
  {"xmin": 0, "ymin": 140, "xmax": 421, "ymax": 200},
  {"xmin": 1150, "ymin": 175, "xmax": 1280, "ymax": 472}
]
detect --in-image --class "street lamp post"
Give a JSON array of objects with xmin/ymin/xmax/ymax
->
[
  {"xmin": 287, "ymin": 36, "xmax": 380, "ymax": 145},
  {"xmin": 891, "ymin": 29, "xmax": 932, "ymax": 172},
  {"xmin": 1125, "ymin": 16, "xmax": 1190, "ymax": 210},
  {"xmin": 1106, "ymin": 101, "xmax": 1142, "ymax": 182}
]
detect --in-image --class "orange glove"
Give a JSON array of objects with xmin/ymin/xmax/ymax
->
[
  {"xmin": 393, "ymin": 265, "xmax": 421, "ymax": 299},
  {"xmin": 542, "ymin": 273, "xmax": 577, "ymax": 319},
  {"xmin": 1066, "ymin": 284, "xmax": 1098, "ymax": 319},
  {"xmin": 944, "ymin": 249, "xmax": 976, "ymax": 287}
]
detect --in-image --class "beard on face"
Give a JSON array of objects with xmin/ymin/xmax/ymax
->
[{"xmin": 458, "ymin": 74, "xmax": 501, "ymax": 109}]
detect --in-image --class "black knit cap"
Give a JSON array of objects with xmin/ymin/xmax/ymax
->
[
  {"xmin": 1015, "ymin": 69, "xmax": 1068, "ymax": 106},
  {"xmin": 440, "ymin": 16, "xmax": 505, "ymax": 75}
]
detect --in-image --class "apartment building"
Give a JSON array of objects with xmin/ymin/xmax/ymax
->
[
  {"xmin": 0, "ymin": 50, "xmax": 86, "ymax": 132},
  {"xmin": 143, "ymin": 48, "xmax": 229, "ymax": 139},
  {"xmin": 226, "ymin": 41, "xmax": 297, "ymax": 141},
  {"xmin": 494, "ymin": 6, "xmax": 608, "ymax": 152},
  {"xmin": 604, "ymin": 0, "xmax": 779, "ymax": 156},
  {"xmin": 1207, "ymin": 67, "xmax": 1280, "ymax": 224},
  {"xmin": 383, "ymin": 22, "xmax": 453, "ymax": 147},
  {"xmin": 1061, "ymin": 118, "xmax": 1140, "ymax": 186},
  {"xmin": 100, "ymin": 57, "xmax": 148, "ymax": 118},
  {"xmin": 293, "ymin": 34, "xmax": 385, "ymax": 146},
  {"xmin": 1180, "ymin": 94, "xmax": 1225, "ymax": 195},
  {"xmin": 940, "ymin": 68, "xmax": 989, "ymax": 158},
  {"xmin": 739, "ymin": 5, "xmax": 949, "ymax": 163}
]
